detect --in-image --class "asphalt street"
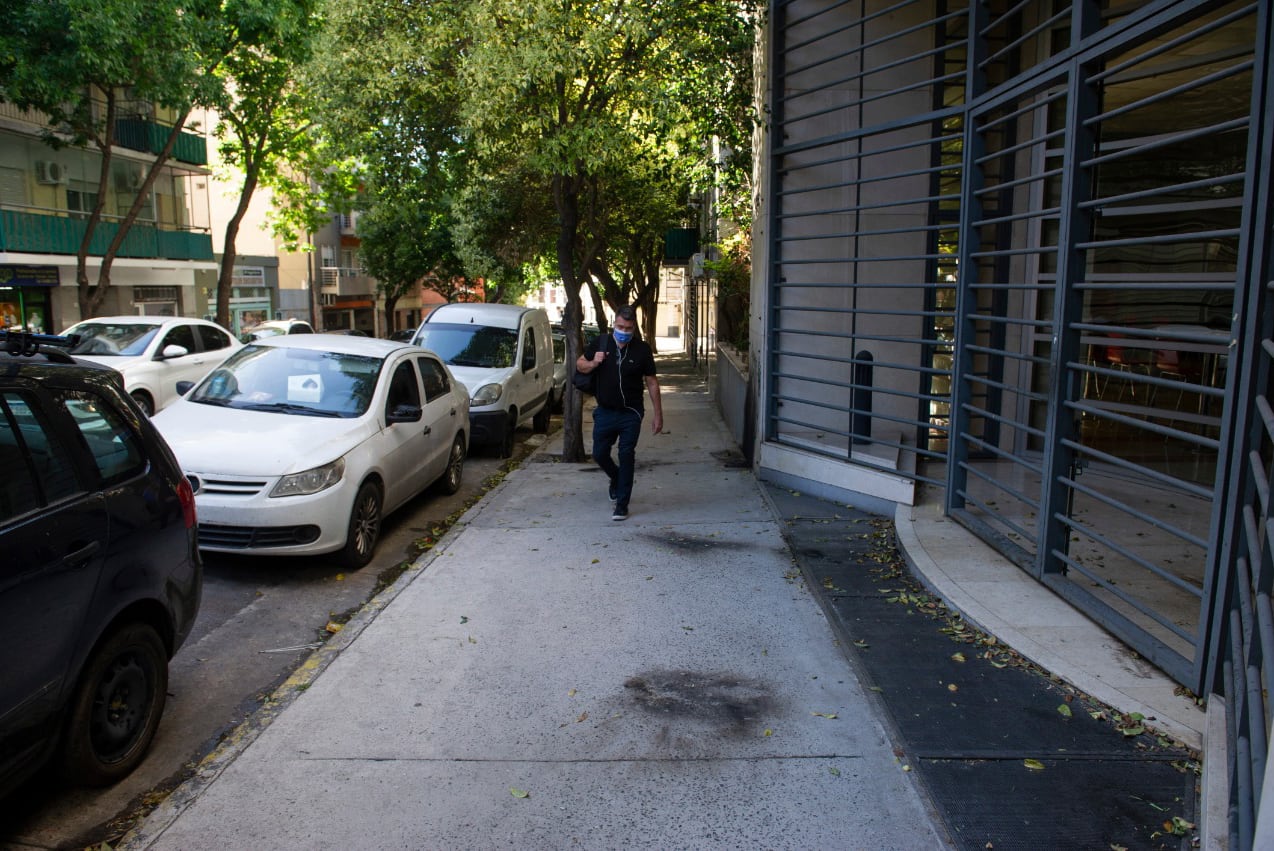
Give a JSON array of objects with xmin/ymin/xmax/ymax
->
[{"xmin": 0, "ymin": 423, "xmax": 550, "ymax": 850}]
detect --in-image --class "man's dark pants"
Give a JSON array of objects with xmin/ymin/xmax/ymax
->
[{"xmin": 592, "ymin": 406, "xmax": 643, "ymax": 510}]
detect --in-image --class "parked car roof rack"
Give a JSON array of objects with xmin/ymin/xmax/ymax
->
[{"xmin": 0, "ymin": 329, "xmax": 81, "ymax": 361}]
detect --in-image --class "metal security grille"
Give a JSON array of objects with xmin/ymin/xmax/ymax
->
[
  {"xmin": 1211, "ymin": 4, "xmax": 1274, "ymax": 845},
  {"xmin": 770, "ymin": 1, "xmax": 1274, "ymax": 846},
  {"xmin": 950, "ymin": 1, "xmax": 1254, "ymax": 686},
  {"xmin": 768, "ymin": 1, "xmax": 969, "ymax": 487}
]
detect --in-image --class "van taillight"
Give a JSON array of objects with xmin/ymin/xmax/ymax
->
[{"xmin": 177, "ymin": 477, "xmax": 197, "ymax": 529}]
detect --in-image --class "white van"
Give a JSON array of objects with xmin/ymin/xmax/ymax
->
[{"xmin": 412, "ymin": 303, "xmax": 554, "ymax": 457}]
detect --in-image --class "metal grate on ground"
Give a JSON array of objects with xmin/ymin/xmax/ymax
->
[{"xmin": 764, "ymin": 483, "xmax": 1199, "ymax": 850}]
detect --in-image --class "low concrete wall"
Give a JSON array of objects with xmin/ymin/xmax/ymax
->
[{"xmin": 715, "ymin": 343, "xmax": 748, "ymax": 449}]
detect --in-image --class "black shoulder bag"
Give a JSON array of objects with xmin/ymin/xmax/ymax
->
[{"xmin": 572, "ymin": 334, "xmax": 609, "ymax": 395}]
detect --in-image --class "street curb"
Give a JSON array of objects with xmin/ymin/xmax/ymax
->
[
  {"xmin": 116, "ymin": 436, "xmax": 552, "ymax": 850},
  {"xmin": 892, "ymin": 501, "xmax": 1204, "ymax": 752}
]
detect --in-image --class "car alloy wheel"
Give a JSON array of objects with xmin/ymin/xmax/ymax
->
[
  {"xmin": 60, "ymin": 623, "xmax": 168, "ymax": 786},
  {"xmin": 340, "ymin": 481, "xmax": 382, "ymax": 568},
  {"xmin": 440, "ymin": 434, "xmax": 465, "ymax": 495}
]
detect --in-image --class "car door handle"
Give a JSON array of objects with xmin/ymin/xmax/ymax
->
[
  {"xmin": 450, "ymin": 408, "xmax": 457, "ymax": 416},
  {"xmin": 422, "ymin": 426, "xmax": 432, "ymax": 436},
  {"xmin": 62, "ymin": 540, "xmax": 101, "ymax": 568}
]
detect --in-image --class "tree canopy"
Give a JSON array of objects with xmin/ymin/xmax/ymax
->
[
  {"xmin": 212, "ymin": 0, "xmax": 325, "ymax": 328},
  {"xmin": 307, "ymin": 0, "xmax": 757, "ymax": 459}
]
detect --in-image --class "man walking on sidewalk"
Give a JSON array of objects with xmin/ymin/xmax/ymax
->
[{"xmin": 576, "ymin": 305, "xmax": 663, "ymax": 520}]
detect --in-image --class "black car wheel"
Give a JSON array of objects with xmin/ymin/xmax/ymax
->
[
  {"xmin": 533, "ymin": 401, "xmax": 550, "ymax": 433},
  {"xmin": 130, "ymin": 390, "xmax": 155, "ymax": 417},
  {"xmin": 438, "ymin": 434, "xmax": 465, "ymax": 495},
  {"xmin": 60, "ymin": 623, "xmax": 168, "ymax": 786},
  {"xmin": 497, "ymin": 411, "xmax": 516, "ymax": 459},
  {"xmin": 340, "ymin": 481, "xmax": 382, "ymax": 568}
]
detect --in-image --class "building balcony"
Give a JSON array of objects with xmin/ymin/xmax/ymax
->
[
  {"xmin": 664, "ymin": 227, "xmax": 699, "ymax": 264},
  {"xmin": 114, "ymin": 117, "xmax": 208, "ymax": 166},
  {"xmin": 320, "ymin": 267, "xmax": 375, "ymax": 296},
  {"xmin": 0, "ymin": 209, "xmax": 213, "ymax": 261},
  {"xmin": 0, "ymin": 100, "xmax": 208, "ymax": 167}
]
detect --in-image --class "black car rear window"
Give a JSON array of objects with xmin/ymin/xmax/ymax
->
[
  {"xmin": 58, "ymin": 390, "xmax": 146, "ymax": 484},
  {"xmin": 0, "ymin": 391, "xmax": 81, "ymax": 522}
]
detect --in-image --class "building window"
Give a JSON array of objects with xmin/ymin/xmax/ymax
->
[{"xmin": 133, "ymin": 286, "xmax": 178, "ymax": 303}]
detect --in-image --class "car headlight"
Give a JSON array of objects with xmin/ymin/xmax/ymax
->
[
  {"xmin": 471, "ymin": 383, "xmax": 502, "ymax": 407},
  {"xmin": 270, "ymin": 458, "xmax": 345, "ymax": 497}
]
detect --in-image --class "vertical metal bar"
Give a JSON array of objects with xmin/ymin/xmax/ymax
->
[
  {"xmin": 1038, "ymin": 57, "xmax": 1096, "ymax": 580},
  {"xmin": 1205, "ymin": 0, "xmax": 1274, "ymax": 696},
  {"xmin": 764, "ymin": 0, "xmax": 787, "ymax": 445},
  {"xmin": 946, "ymin": 0, "xmax": 989, "ymax": 513}
]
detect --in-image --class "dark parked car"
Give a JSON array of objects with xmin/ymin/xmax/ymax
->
[{"xmin": 0, "ymin": 330, "xmax": 202, "ymax": 798}]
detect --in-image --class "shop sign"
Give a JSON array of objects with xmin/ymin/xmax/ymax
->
[{"xmin": 0, "ymin": 265, "xmax": 60, "ymax": 287}]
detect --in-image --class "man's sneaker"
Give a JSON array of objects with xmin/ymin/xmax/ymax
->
[
  {"xmin": 612, "ymin": 505, "xmax": 629, "ymax": 521},
  {"xmin": 608, "ymin": 479, "xmax": 617, "ymax": 501}
]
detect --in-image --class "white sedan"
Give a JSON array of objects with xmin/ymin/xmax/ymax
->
[
  {"xmin": 151, "ymin": 335, "xmax": 469, "ymax": 567},
  {"xmin": 65, "ymin": 315, "xmax": 242, "ymax": 415}
]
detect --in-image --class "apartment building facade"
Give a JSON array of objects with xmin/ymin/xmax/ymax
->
[
  {"xmin": 0, "ymin": 96, "xmax": 215, "ymax": 330},
  {"xmin": 754, "ymin": 1, "xmax": 1273, "ymax": 844}
]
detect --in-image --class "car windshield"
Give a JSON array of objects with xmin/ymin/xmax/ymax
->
[
  {"xmin": 66, "ymin": 322, "xmax": 161, "ymax": 357},
  {"xmin": 415, "ymin": 323, "xmax": 517, "ymax": 368},
  {"xmin": 188, "ymin": 346, "xmax": 384, "ymax": 418}
]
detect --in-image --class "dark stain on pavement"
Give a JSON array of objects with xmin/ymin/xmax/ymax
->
[
  {"xmin": 624, "ymin": 669, "xmax": 773, "ymax": 727},
  {"xmin": 711, "ymin": 449, "xmax": 750, "ymax": 468},
  {"xmin": 646, "ymin": 532, "xmax": 750, "ymax": 552}
]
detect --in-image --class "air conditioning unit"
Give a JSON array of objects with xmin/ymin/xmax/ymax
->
[{"xmin": 35, "ymin": 161, "xmax": 68, "ymax": 185}]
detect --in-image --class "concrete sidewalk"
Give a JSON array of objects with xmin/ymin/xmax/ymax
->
[{"xmin": 123, "ymin": 355, "xmax": 949, "ymax": 849}]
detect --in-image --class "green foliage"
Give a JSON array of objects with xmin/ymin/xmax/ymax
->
[
  {"xmin": 210, "ymin": 0, "xmax": 325, "ymax": 325},
  {"xmin": 1, "ymin": 0, "xmax": 332, "ymax": 316},
  {"xmin": 308, "ymin": 0, "xmax": 757, "ymax": 459},
  {"xmin": 357, "ymin": 192, "xmax": 458, "ymax": 301},
  {"xmin": 706, "ymin": 229, "xmax": 752, "ymax": 352},
  {"xmin": 451, "ymin": 164, "xmax": 555, "ymax": 294}
]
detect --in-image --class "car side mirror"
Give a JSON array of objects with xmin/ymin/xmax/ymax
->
[
  {"xmin": 176, "ymin": 380, "xmax": 195, "ymax": 395},
  {"xmin": 159, "ymin": 344, "xmax": 189, "ymax": 359},
  {"xmin": 387, "ymin": 403, "xmax": 422, "ymax": 424}
]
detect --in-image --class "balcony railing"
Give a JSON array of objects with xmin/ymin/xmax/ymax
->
[
  {"xmin": 0, "ymin": 209, "xmax": 213, "ymax": 261},
  {"xmin": 115, "ymin": 117, "xmax": 208, "ymax": 166},
  {"xmin": 320, "ymin": 267, "xmax": 375, "ymax": 296},
  {"xmin": 664, "ymin": 227, "xmax": 699, "ymax": 263},
  {"xmin": 0, "ymin": 100, "xmax": 208, "ymax": 166}
]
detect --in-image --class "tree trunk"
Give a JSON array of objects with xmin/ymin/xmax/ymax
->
[
  {"xmin": 217, "ymin": 166, "xmax": 262, "ymax": 328},
  {"xmin": 77, "ymin": 91, "xmax": 120, "ymax": 318},
  {"xmin": 637, "ymin": 254, "xmax": 661, "ymax": 352},
  {"xmin": 554, "ymin": 174, "xmax": 587, "ymax": 463},
  {"xmin": 587, "ymin": 277, "xmax": 608, "ymax": 334},
  {"xmin": 383, "ymin": 292, "xmax": 400, "ymax": 333}
]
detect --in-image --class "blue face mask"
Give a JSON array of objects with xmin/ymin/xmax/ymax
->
[{"xmin": 613, "ymin": 328, "xmax": 633, "ymax": 345}]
